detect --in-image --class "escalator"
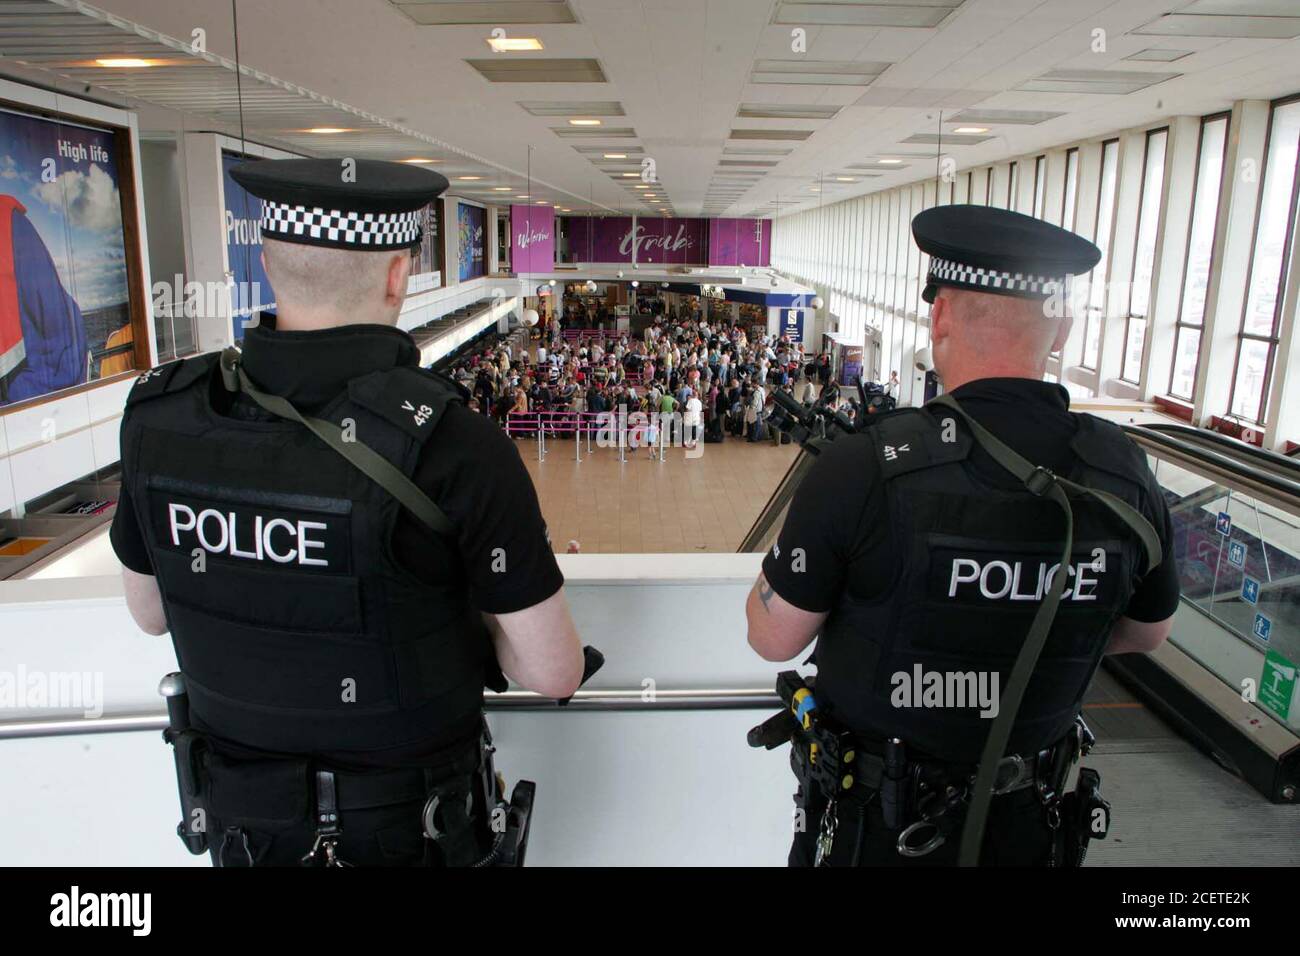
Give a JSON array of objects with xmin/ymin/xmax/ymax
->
[{"xmin": 739, "ymin": 415, "xmax": 1300, "ymax": 806}]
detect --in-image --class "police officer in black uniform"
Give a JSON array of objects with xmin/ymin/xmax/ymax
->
[
  {"xmin": 110, "ymin": 159, "xmax": 585, "ymax": 866},
  {"xmin": 746, "ymin": 205, "xmax": 1180, "ymax": 866}
]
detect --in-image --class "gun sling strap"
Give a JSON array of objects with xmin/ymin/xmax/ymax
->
[
  {"xmin": 219, "ymin": 347, "xmax": 455, "ymax": 537},
  {"xmin": 926, "ymin": 394, "xmax": 1160, "ymax": 867}
]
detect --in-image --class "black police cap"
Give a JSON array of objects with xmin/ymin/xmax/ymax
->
[
  {"xmin": 230, "ymin": 158, "xmax": 449, "ymax": 252},
  {"xmin": 912, "ymin": 204, "xmax": 1101, "ymax": 305}
]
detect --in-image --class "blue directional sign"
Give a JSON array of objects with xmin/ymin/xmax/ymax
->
[
  {"xmin": 1228, "ymin": 541, "xmax": 1246, "ymax": 569},
  {"xmin": 1253, "ymin": 613, "xmax": 1272, "ymax": 643},
  {"xmin": 1216, "ymin": 512, "xmax": 1232, "ymax": 537},
  {"xmin": 1242, "ymin": 576, "xmax": 1260, "ymax": 605}
]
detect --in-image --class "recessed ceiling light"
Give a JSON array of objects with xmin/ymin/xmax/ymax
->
[
  {"xmin": 493, "ymin": 186, "xmax": 512, "ymax": 191},
  {"xmin": 621, "ymin": 173, "xmax": 638, "ymax": 178},
  {"xmin": 952, "ymin": 126, "xmax": 989, "ymax": 134},
  {"xmin": 603, "ymin": 152, "xmax": 627, "ymax": 159},
  {"xmin": 95, "ymin": 57, "xmax": 156, "ymax": 68},
  {"xmin": 835, "ymin": 176, "xmax": 856, "ymax": 182},
  {"xmin": 486, "ymin": 36, "xmax": 544, "ymax": 52},
  {"xmin": 516, "ymin": 194, "xmax": 530, "ymax": 199},
  {"xmin": 401, "ymin": 158, "xmax": 439, "ymax": 164},
  {"xmin": 569, "ymin": 118, "xmax": 602, "ymax": 126},
  {"xmin": 635, "ymin": 185, "xmax": 650, "ymax": 189},
  {"xmin": 879, "ymin": 158, "xmax": 902, "ymax": 165},
  {"xmin": 304, "ymin": 127, "xmax": 352, "ymax": 134},
  {"xmin": 457, "ymin": 175, "xmax": 483, "ymax": 181}
]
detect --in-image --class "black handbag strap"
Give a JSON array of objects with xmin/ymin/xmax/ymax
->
[{"xmin": 927, "ymin": 393, "xmax": 1160, "ymax": 866}]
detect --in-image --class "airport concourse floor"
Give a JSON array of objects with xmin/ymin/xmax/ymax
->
[{"xmin": 522, "ymin": 433, "xmax": 801, "ymax": 554}]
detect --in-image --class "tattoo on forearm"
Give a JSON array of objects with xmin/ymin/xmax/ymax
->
[{"xmin": 758, "ymin": 576, "xmax": 774, "ymax": 613}]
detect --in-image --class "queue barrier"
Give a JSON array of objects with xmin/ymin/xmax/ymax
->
[{"xmin": 504, "ymin": 409, "xmax": 694, "ymax": 463}]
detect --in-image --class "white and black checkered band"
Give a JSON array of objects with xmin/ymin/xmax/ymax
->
[
  {"xmin": 928, "ymin": 257, "xmax": 1067, "ymax": 298},
  {"xmin": 259, "ymin": 200, "xmax": 422, "ymax": 249}
]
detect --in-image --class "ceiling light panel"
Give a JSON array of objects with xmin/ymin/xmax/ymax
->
[
  {"xmin": 730, "ymin": 129, "xmax": 813, "ymax": 140},
  {"xmin": 553, "ymin": 126, "xmax": 637, "ymax": 137},
  {"xmin": 737, "ymin": 103, "xmax": 842, "ymax": 119},
  {"xmin": 1133, "ymin": 3, "xmax": 1300, "ymax": 39},
  {"xmin": 466, "ymin": 58, "xmax": 606, "ymax": 82},
  {"xmin": 771, "ymin": 2, "xmax": 963, "ymax": 29},
  {"xmin": 390, "ymin": 1, "xmax": 576, "ymax": 25},
  {"xmin": 900, "ymin": 132, "xmax": 992, "ymax": 145},
  {"xmin": 947, "ymin": 108, "xmax": 1064, "ymax": 125},
  {"xmin": 1124, "ymin": 48, "xmax": 1194, "ymax": 62},
  {"xmin": 751, "ymin": 59, "xmax": 891, "ymax": 86},
  {"xmin": 518, "ymin": 101, "xmax": 625, "ymax": 116},
  {"xmin": 1014, "ymin": 69, "xmax": 1181, "ymax": 94}
]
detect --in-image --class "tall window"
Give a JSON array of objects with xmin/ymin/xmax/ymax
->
[
  {"xmin": 1082, "ymin": 140, "xmax": 1120, "ymax": 368},
  {"xmin": 1122, "ymin": 127, "xmax": 1169, "ymax": 383},
  {"xmin": 1169, "ymin": 114, "xmax": 1229, "ymax": 400},
  {"xmin": 1231, "ymin": 97, "xmax": 1300, "ymax": 424},
  {"xmin": 1033, "ymin": 155, "xmax": 1047, "ymax": 219},
  {"xmin": 1007, "ymin": 162, "xmax": 1018, "ymax": 209},
  {"xmin": 1062, "ymin": 148, "xmax": 1080, "ymax": 232}
]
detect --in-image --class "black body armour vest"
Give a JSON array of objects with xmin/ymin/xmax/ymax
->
[
  {"xmin": 813, "ymin": 406, "xmax": 1151, "ymax": 764},
  {"xmin": 122, "ymin": 355, "xmax": 488, "ymax": 756}
]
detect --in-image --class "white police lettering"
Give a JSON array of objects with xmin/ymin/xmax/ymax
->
[
  {"xmin": 402, "ymin": 399, "xmax": 433, "ymax": 427},
  {"xmin": 135, "ymin": 366, "xmax": 164, "ymax": 386},
  {"xmin": 168, "ymin": 503, "xmax": 329, "ymax": 567},
  {"xmin": 883, "ymin": 443, "xmax": 910, "ymax": 462},
  {"xmin": 947, "ymin": 557, "xmax": 1101, "ymax": 602}
]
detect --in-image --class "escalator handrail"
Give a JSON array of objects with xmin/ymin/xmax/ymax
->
[
  {"xmin": 1138, "ymin": 421, "xmax": 1300, "ymax": 477},
  {"xmin": 1121, "ymin": 423, "xmax": 1300, "ymax": 503}
]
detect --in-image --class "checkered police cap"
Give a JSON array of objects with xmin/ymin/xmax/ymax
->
[
  {"xmin": 230, "ymin": 157, "xmax": 448, "ymax": 252},
  {"xmin": 913, "ymin": 204, "xmax": 1099, "ymax": 305}
]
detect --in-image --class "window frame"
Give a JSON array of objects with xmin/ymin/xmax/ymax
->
[
  {"xmin": 1229, "ymin": 93, "xmax": 1300, "ymax": 425},
  {"xmin": 1121, "ymin": 126, "xmax": 1170, "ymax": 384},
  {"xmin": 1168, "ymin": 112, "xmax": 1230, "ymax": 402}
]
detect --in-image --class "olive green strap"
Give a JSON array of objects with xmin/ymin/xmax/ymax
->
[
  {"xmin": 219, "ymin": 348, "xmax": 454, "ymax": 537},
  {"xmin": 927, "ymin": 393, "xmax": 1159, "ymax": 866}
]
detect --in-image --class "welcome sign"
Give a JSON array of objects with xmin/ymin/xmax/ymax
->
[{"xmin": 510, "ymin": 204, "xmax": 555, "ymax": 273}]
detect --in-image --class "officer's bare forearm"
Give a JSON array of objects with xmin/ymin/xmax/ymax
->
[
  {"xmin": 480, "ymin": 590, "xmax": 584, "ymax": 698},
  {"xmin": 746, "ymin": 573, "xmax": 827, "ymax": 662},
  {"xmin": 1104, "ymin": 615, "xmax": 1173, "ymax": 656}
]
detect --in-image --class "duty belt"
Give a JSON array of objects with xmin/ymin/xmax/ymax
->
[{"xmin": 748, "ymin": 670, "xmax": 1092, "ymax": 862}]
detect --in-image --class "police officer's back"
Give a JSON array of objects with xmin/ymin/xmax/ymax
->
[
  {"xmin": 745, "ymin": 205, "xmax": 1179, "ymax": 867},
  {"xmin": 111, "ymin": 159, "xmax": 584, "ymax": 866}
]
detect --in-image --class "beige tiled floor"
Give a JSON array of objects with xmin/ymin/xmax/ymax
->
[{"xmin": 517, "ymin": 431, "xmax": 801, "ymax": 553}]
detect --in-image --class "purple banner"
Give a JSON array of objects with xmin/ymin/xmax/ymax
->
[
  {"xmin": 564, "ymin": 216, "xmax": 708, "ymax": 264},
  {"xmin": 510, "ymin": 204, "xmax": 555, "ymax": 273},
  {"xmin": 708, "ymin": 218, "xmax": 772, "ymax": 267}
]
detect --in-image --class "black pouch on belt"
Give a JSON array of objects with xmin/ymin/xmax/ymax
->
[
  {"xmin": 201, "ymin": 751, "xmax": 311, "ymax": 867},
  {"xmin": 165, "ymin": 728, "xmax": 209, "ymax": 854}
]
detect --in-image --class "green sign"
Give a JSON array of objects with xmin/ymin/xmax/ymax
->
[{"xmin": 1259, "ymin": 650, "xmax": 1297, "ymax": 721}]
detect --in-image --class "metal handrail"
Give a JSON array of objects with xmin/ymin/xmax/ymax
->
[{"xmin": 0, "ymin": 688, "xmax": 781, "ymax": 741}]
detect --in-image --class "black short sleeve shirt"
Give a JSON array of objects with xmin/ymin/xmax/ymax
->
[
  {"xmin": 762, "ymin": 378, "xmax": 1180, "ymax": 623},
  {"xmin": 110, "ymin": 322, "xmax": 562, "ymax": 615}
]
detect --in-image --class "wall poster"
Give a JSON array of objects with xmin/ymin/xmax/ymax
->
[{"xmin": 0, "ymin": 102, "xmax": 140, "ymax": 407}]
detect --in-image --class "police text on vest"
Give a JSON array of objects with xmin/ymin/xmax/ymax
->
[
  {"xmin": 947, "ymin": 557, "xmax": 1101, "ymax": 602},
  {"xmin": 168, "ymin": 503, "xmax": 329, "ymax": 567}
]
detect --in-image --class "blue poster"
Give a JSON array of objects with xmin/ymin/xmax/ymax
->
[
  {"xmin": 457, "ymin": 202, "xmax": 485, "ymax": 281},
  {"xmin": 0, "ymin": 106, "xmax": 132, "ymax": 406},
  {"xmin": 780, "ymin": 308, "xmax": 805, "ymax": 342},
  {"xmin": 221, "ymin": 151, "xmax": 276, "ymax": 341}
]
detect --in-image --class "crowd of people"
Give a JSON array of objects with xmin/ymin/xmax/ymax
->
[{"xmin": 443, "ymin": 304, "xmax": 898, "ymax": 452}]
